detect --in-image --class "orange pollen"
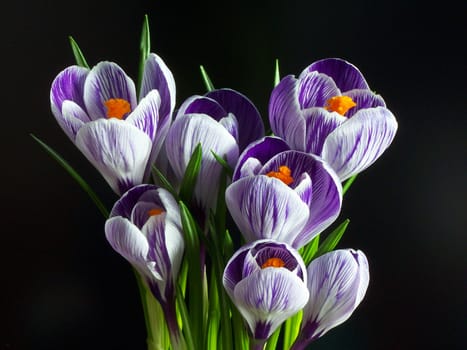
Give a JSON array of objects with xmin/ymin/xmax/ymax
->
[
  {"xmin": 148, "ymin": 208, "xmax": 165, "ymax": 216},
  {"xmin": 324, "ymin": 95, "xmax": 356, "ymax": 116},
  {"xmin": 261, "ymin": 257, "xmax": 286, "ymax": 269},
  {"xmin": 104, "ymin": 98, "xmax": 131, "ymax": 119},
  {"xmin": 266, "ymin": 165, "xmax": 294, "ymax": 185}
]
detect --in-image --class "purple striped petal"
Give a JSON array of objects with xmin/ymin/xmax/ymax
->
[
  {"xmin": 225, "ymin": 176, "xmax": 310, "ymax": 245},
  {"xmin": 75, "ymin": 119, "xmax": 152, "ymax": 195},
  {"xmin": 50, "ymin": 65, "xmax": 89, "ymax": 120},
  {"xmin": 140, "ymin": 53, "xmax": 176, "ymax": 122},
  {"xmin": 302, "ymin": 58, "xmax": 370, "ymax": 92},
  {"xmin": 260, "ymin": 151, "xmax": 342, "ymax": 248},
  {"xmin": 297, "ymin": 71, "xmax": 340, "ymax": 109},
  {"xmin": 58, "ymin": 101, "xmax": 89, "ymax": 141},
  {"xmin": 233, "ymin": 136, "xmax": 290, "ymax": 181},
  {"xmin": 302, "ymin": 108, "xmax": 347, "ymax": 155},
  {"xmin": 298, "ymin": 249, "xmax": 369, "ymax": 343},
  {"xmin": 176, "ymin": 95, "xmax": 227, "ymax": 121},
  {"xmin": 345, "ymin": 89, "xmax": 386, "ymax": 118},
  {"xmin": 83, "ymin": 61, "xmax": 137, "ymax": 120},
  {"xmin": 206, "ymin": 89, "xmax": 264, "ymax": 151},
  {"xmin": 126, "ymin": 89, "xmax": 161, "ymax": 141},
  {"xmin": 321, "ymin": 107, "xmax": 398, "ymax": 181},
  {"xmin": 110, "ymin": 184, "xmax": 157, "ymax": 219},
  {"xmin": 234, "ymin": 268, "xmax": 309, "ymax": 340},
  {"xmin": 105, "ymin": 217, "xmax": 151, "ymax": 273},
  {"xmin": 269, "ymin": 75, "xmax": 306, "ymax": 150},
  {"xmin": 166, "ymin": 114, "xmax": 239, "ymax": 210}
]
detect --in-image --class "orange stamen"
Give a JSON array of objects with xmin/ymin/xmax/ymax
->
[
  {"xmin": 104, "ymin": 98, "xmax": 131, "ymax": 119},
  {"xmin": 261, "ymin": 257, "xmax": 286, "ymax": 269},
  {"xmin": 266, "ymin": 165, "xmax": 294, "ymax": 185},
  {"xmin": 324, "ymin": 95, "xmax": 356, "ymax": 116},
  {"xmin": 148, "ymin": 208, "xmax": 165, "ymax": 216}
]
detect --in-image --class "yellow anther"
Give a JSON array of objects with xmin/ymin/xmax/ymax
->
[
  {"xmin": 261, "ymin": 257, "xmax": 286, "ymax": 269},
  {"xmin": 266, "ymin": 165, "xmax": 294, "ymax": 185},
  {"xmin": 104, "ymin": 98, "xmax": 131, "ymax": 119},
  {"xmin": 325, "ymin": 95, "xmax": 356, "ymax": 116}
]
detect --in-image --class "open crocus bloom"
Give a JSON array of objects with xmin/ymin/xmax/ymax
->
[
  {"xmin": 226, "ymin": 141, "xmax": 342, "ymax": 248},
  {"xmin": 292, "ymin": 249, "xmax": 369, "ymax": 349},
  {"xmin": 50, "ymin": 53, "xmax": 175, "ymax": 194},
  {"xmin": 223, "ymin": 239, "xmax": 309, "ymax": 340},
  {"xmin": 105, "ymin": 184, "xmax": 184, "ymax": 305},
  {"xmin": 269, "ymin": 58, "xmax": 398, "ymax": 181}
]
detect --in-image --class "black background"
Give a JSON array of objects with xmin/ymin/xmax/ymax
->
[{"xmin": 2, "ymin": 0, "xmax": 465, "ymax": 349}]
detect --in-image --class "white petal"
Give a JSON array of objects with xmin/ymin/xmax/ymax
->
[{"xmin": 75, "ymin": 119, "xmax": 152, "ymax": 195}]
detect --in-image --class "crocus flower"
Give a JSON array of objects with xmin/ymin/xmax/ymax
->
[
  {"xmin": 269, "ymin": 58, "xmax": 398, "ymax": 181},
  {"xmin": 223, "ymin": 239, "xmax": 309, "ymax": 341},
  {"xmin": 105, "ymin": 184, "xmax": 184, "ymax": 305},
  {"xmin": 226, "ymin": 141, "xmax": 342, "ymax": 248},
  {"xmin": 291, "ymin": 249, "xmax": 369, "ymax": 350},
  {"xmin": 50, "ymin": 53, "xmax": 175, "ymax": 194}
]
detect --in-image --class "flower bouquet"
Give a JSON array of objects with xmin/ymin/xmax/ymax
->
[{"xmin": 33, "ymin": 15, "xmax": 397, "ymax": 350}]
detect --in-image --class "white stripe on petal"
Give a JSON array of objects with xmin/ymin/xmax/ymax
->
[
  {"xmin": 84, "ymin": 61, "xmax": 137, "ymax": 120},
  {"xmin": 226, "ymin": 176, "xmax": 310, "ymax": 245},
  {"xmin": 301, "ymin": 249, "xmax": 369, "ymax": 340},
  {"xmin": 234, "ymin": 268, "xmax": 309, "ymax": 339},
  {"xmin": 75, "ymin": 119, "xmax": 152, "ymax": 195},
  {"xmin": 322, "ymin": 107, "xmax": 398, "ymax": 181},
  {"xmin": 58, "ymin": 101, "xmax": 88, "ymax": 141},
  {"xmin": 105, "ymin": 217, "xmax": 150, "ymax": 271}
]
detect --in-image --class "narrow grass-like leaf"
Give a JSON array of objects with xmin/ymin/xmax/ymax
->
[
  {"xmin": 211, "ymin": 151, "xmax": 234, "ymax": 179},
  {"xmin": 343, "ymin": 174, "xmax": 358, "ymax": 195},
  {"xmin": 152, "ymin": 166, "xmax": 178, "ymax": 199},
  {"xmin": 137, "ymin": 14, "xmax": 151, "ymax": 98},
  {"xmin": 179, "ymin": 143, "xmax": 202, "ymax": 203},
  {"xmin": 69, "ymin": 36, "xmax": 90, "ymax": 69},
  {"xmin": 31, "ymin": 134, "xmax": 109, "ymax": 218},
  {"xmin": 207, "ymin": 270, "xmax": 220, "ymax": 349},
  {"xmin": 299, "ymin": 234, "xmax": 320, "ymax": 266},
  {"xmin": 274, "ymin": 59, "xmax": 280, "ymax": 87},
  {"xmin": 178, "ymin": 201, "xmax": 204, "ymax": 349},
  {"xmin": 200, "ymin": 65, "xmax": 215, "ymax": 92},
  {"xmin": 265, "ymin": 325, "xmax": 281, "ymax": 350},
  {"xmin": 282, "ymin": 311, "xmax": 302, "ymax": 350},
  {"xmin": 176, "ymin": 285, "xmax": 196, "ymax": 350},
  {"xmin": 315, "ymin": 219, "xmax": 350, "ymax": 258}
]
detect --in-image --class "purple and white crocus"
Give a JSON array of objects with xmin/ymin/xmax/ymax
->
[
  {"xmin": 291, "ymin": 249, "xmax": 369, "ymax": 350},
  {"xmin": 223, "ymin": 239, "xmax": 309, "ymax": 341},
  {"xmin": 226, "ymin": 137, "xmax": 342, "ymax": 249},
  {"xmin": 269, "ymin": 58, "xmax": 398, "ymax": 181},
  {"xmin": 50, "ymin": 53, "xmax": 175, "ymax": 195},
  {"xmin": 105, "ymin": 184, "xmax": 184, "ymax": 305},
  {"xmin": 165, "ymin": 89, "xmax": 264, "ymax": 211}
]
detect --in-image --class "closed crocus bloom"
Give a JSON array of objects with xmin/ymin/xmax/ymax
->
[
  {"xmin": 50, "ymin": 53, "xmax": 175, "ymax": 194},
  {"xmin": 223, "ymin": 239, "xmax": 309, "ymax": 341},
  {"xmin": 291, "ymin": 249, "xmax": 369, "ymax": 350},
  {"xmin": 269, "ymin": 58, "xmax": 398, "ymax": 181},
  {"xmin": 176, "ymin": 88, "xmax": 264, "ymax": 152},
  {"xmin": 165, "ymin": 113, "xmax": 239, "ymax": 211},
  {"xmin": 226, "ymin": 144, "xmax": 342, "ymax": 248},
  {"xmin": 105, "ymin": 184, "xmax": 184, "ymax": 305}
]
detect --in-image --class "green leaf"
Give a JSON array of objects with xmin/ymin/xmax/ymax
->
[
  {"xmin": 315, "ymin": 219, "xmax": 350, "ymax": 258},
  {"xmin": 179, "ymin": 143, "xmax": 202, "ymax": 203},
  {"xmin": 274, "ymin": 58, "xmax": 280, "ymax": 87},
  {"xmin": 152, "ymin": 166, "xmax": 178, "ymax": 199},
  {"xmin": 200, "ymin": 65, "xmax": 215, "ymax": 92},
  {"xmin": 211, "ymin": 151, "xmax": 234, "ymax": 179},
  {"xmin": 282, "ymin": 310, "xmax": 303, "ymax": 350},
  {"xmin": 176, "ymin": 285, "xmax": 196, "ymax": 350},
  {"xmin": 299, "ymin": 234, "xmax": 320, "ymax": 266},
  {"xmin": 178, "ymin": 201, "xmax": 205, "ymax": 349},
  {"xmin": 137, "ymin": 14, "xmax": 151, "ymax": 98},
  {"xmin": 69, "ymin": 36, "xmax": 90, "ymax": 69},
  {"xmin": 31, "ymin": 134, "xmax": 109, "ymax": 218},
  {"xmin": 343, "ymin": 174, "xmax": 358, "ymax": 195}
]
